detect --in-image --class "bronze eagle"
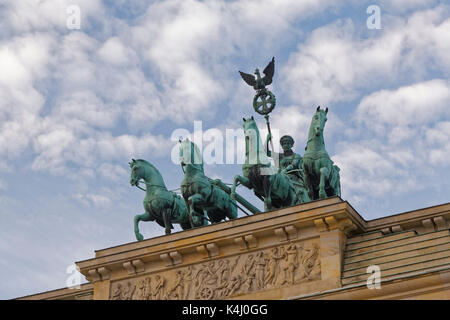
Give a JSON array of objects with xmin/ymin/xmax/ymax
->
[{"xmin": 239, "ymin": 57, "xmax": 275, "ymax": 91}]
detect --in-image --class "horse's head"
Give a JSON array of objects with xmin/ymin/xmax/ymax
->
[
  {"xmin": 242, "ymin": 116, "xmax": 272, "ymax": 167},
  {"xmin": 179, "ymin": 138, "xmax": 203, "ymax": 168},
  {"xmin": 129, "ymin": 159, "xmax": 145, "ymax": 186},
  {"xmin": 129, "ymin": 159, "xmax": 166, "ymax": 190},
  {"xmin": 312, "ymin": 106, "xmax": 328, "ymax": 137},
  {"xmin": 242, "ymin": 116, "xmax": 257, "ymax": 133},
  {"xmin": 242, "ymin": 116, "xmax": 260, "ymax": 149}
]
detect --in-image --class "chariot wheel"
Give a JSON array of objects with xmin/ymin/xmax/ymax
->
[
  {"xmin": 199, "ymin": 287, "xmax": 214, "ymax": 300},
  {"xmin": 253, "ymin": 90, "xmax": 276, "ymax": 115}
]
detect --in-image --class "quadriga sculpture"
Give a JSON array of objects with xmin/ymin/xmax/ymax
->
[
  {"xmin": 129, "ymin": 159, "xmax": 192, "ymax": 239},
  {"xmin": 179, "ymin": 139, "xmax": 238, "ymax": 226},
  {"xmin": 302, "ymin": 107, "xmax": 341, "ymax": 200},
  {"xmin": 231, "ymin": 117, "xmax": 297, "ymax": 211}
]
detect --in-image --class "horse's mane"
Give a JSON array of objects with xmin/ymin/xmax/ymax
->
[
  {"xmin": 180, "ymin": 140, "xmax": 203, "ymax": 167},
  {"xmin": 135, "ymin": 159, "xmax": 160, "ymax": 173},
  {"xmin": 243, "ymin": 118, "xmax": 258, "ymax": 131},
  {"xmin": 136, "ymin": 159, "xmax": 152, "ymax": 167},
  {"xmin": 134, "ymin": 159, "xmax": 166, "ymax": 187}
]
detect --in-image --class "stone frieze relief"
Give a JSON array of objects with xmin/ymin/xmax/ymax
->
[{"xmin": 110, "ymin": 241, "xmax": 321, "ymax": 300}]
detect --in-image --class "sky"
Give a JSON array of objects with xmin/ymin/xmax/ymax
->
[{"xmin": 0, "ymin": 0, "xmax": 449, "ymax": 299}]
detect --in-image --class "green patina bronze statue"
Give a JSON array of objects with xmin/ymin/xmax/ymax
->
[
  {"xmin": 239, "ymin": 57, "xmax": 276, "ymax": 116},
  {"xmin": 265, "ymin": 134, "xmax": 310, "ymax": 204},
  {"xmin": 234, "ymin": 57, "xmax": 311, "ymax": 210},
  {"xmin": 126, "ymin": 58, "xmax": 344, "ymax": 239},
  {"xmin": 230, "ymin": 117, "xmax": 298, "ymax": 211},
  {"xmin": 129, "ymin": 159, "xmax": 192, "ymax": 240},
  {"xmin": 303, "ymin": 107, "xmax": 341, "ymax": 200},
  {"xmin": 179, "ymin": 139, "xmax": 238, "ymax": 226}
]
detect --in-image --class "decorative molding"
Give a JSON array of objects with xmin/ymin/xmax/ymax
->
[
  {"xmin": 123, "ymin": 262, "xmax": 136, "ymax": 275},
  {"xmin": 315, "ymin": 216, "xmax": 357, "ymax": 235},
  {"xmin": 244, "ymin": 234, "xmax": 258, "ymax": 248},
  {"xmin": 160, "ymin": 252, "xmax": 182, "ymax": 266},
  {"xmin": 206, "ymin": 243, "xmax": 219, "ymax": 257},
  {"xmin": 160, "ymin": 253, "xmax": 173, "ymax": 267},
  {"xmin": 196, "ymin": 245, "xmax": 209, "ymax": 258},
  {"xmin": 285, "ymin": 225, "xmax": 298, "ymax": 240},
  {"xmin": 197, "ymin": 243, "xmax": 220, "ymax": 258},
  {"xmin": 391, "ymin": 225, "xmax": 403, "ymax": 233},
  {"xmin": 234, "ymin": 235, "xmax": 258, "ymax": 250},
  {"xmin": 380, "ymin": 225, "xmax": 403, "ymax": 234},
  {"xmin": 422, "ymin": 219, "xmax": 435, "ymax": 232},
  {"xmin": 132, "ymin": 259, "xmax": 145, "ymax": 273},
  {"xmin": 274, "ymin": 228, "xmax": 288, "ymax": 242},
  {"xmin": 314, "ymin": 218, "xmax": 328, "ymax": 233},
  {"xmin": 97, "ymin": 267, "xmax": 110, "ymax": 280},
  {"xmin": 274, "ymin": 225, "xmax": 298, "ymax": 241},
  {"xmin": 234, "ymin": 236, "xmax": 247, "ymax": 250},
  {"xmin": 338, "ymin": 218, "xmax": 357, "ymax": 235},
  {"xmin": 169, "ymin": 251, "xmax": 182, "ymax": 265},
  {"xmin": 433, "ymin": 216, "xmax": 447, "ymax": 230},
  {"xmin": 324, "ymin": 216, "xmax": 339, "ymax": 230},
  {"xmin": 88, "ymin": 269, "xmax": 101, "ymax": 282}
]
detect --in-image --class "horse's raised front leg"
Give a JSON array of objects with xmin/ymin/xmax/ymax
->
[
  {"xmin": 319, "ymin": 167, "xmax": 329, "ymax": 199},
  {"xmin": 134, "ymin": 212, "xmax": 153, "ymax": 241},
  {"xmin": 230, "ymin": 176, "xmax": 239, "ymax": 201},
  {"xmin": 224, "ymin": 189, "xmax": 238, "ymax": 220},
  {"xmin": 231, "ymin": 175, "xmax": 251, "ymax": 201},
  {"xmin": 232, "ymin": 175, "xmax": 254, "ymax": 209}
]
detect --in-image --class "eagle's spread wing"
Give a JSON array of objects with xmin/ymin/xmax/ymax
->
[
  {"xmin": 262, "ymin": 57, "xmax": 275, "ymax": 86},
  {"xmin": 239, "ymin": 71, "xmax": 256, "ymax": 87}
]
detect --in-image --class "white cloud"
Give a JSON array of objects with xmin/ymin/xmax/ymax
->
[
  {"xmin": 378, "ymin": 0, "xmax": 439, "ymax": 13},
  {"xmin": 234, "ymin": 0, "xmax": 340, "ymax": 36},
  {"xmin": 129, "ymin": 0, "xmax": 226, "ymax": 123},
  {"xmin": 333, "ymin": 142, "xmax": 419, "ymax": 202},
  {"xmin": 355, "ymin": 79, "xmax": 450, "ymax": 141},
  {"xmin": 269, "ymin": 106, "xmax": 311, "ymax": 149},
  {"xmin": 98, "ymin": 163, "xmax": 129, "ymax": 182},
  {"xmin": 281, "ymin": 4, "xmax": 450, "ymax": 106},
  {"xmin": 127, "ymin": 0, "xmax": 342, "ymax": 124},
  {"xmin": 98, "ymin": 37, "xmax": 131, "ymax": 65},
  {"xmin": 32, "ymin": 127, "xmax": 76, "ymax": 170},
  {"xmin": 0, "ymin": 0, "xmax": 346, "ymax": 176},
  {"xmin": 425, "ymin": 121, "xmax": 450, "ymax": 166},
  {"xmin": 30, "ymin": 129, "xmax": 171, "ymax": 173},
  {"xmin": 54, "ymin": 91, "xmax": 119, "ymax": 129},
  {"xmin": 76, "ymin": 193, "xmax": 112, "ymax": 208},
  {"xmin": 0, "ymin": 0, "xmax": 104, "ymax": 34},
  {"xmin": 333, "ymin": 79, "xmax": 450, "ymax": 203}
]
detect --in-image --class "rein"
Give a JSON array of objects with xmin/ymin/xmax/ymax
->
[{"xmin": 134, "ymin": 180, "xmax": 173, "ymax": 193}]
